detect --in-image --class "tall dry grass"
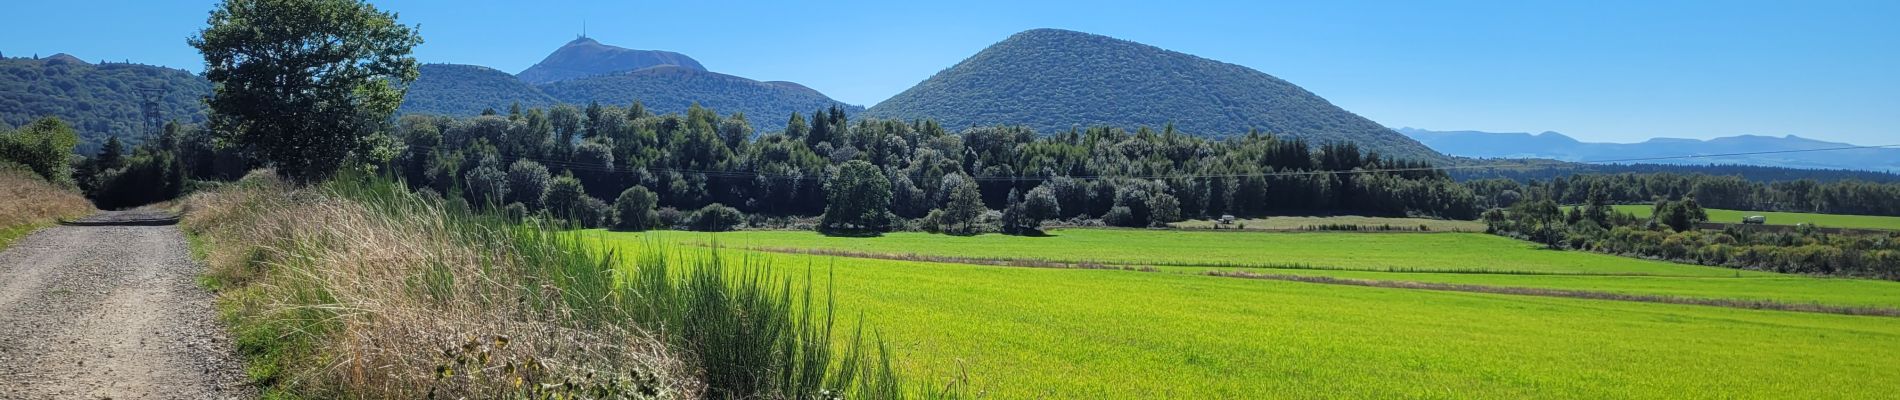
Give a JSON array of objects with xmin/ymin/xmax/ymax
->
[
  {"xmin": 186, "ymin": 172, "xmax": 693, "ymax": 398},
  {"xmin": 185, "ymin": 171, "xmax": 916, "ymax": 399},
  {"xmin": 0, "ymin": 168, "xmax": 94, "ymax": 246}
]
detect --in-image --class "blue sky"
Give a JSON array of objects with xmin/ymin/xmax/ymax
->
[{"xmin": 3, "ymin": 0, "xmax": 1896, "ymax": 144}]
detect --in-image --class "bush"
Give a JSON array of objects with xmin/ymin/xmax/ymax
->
[
  {"xmin": 1103, "ymin": 206, "xmax": 1138, "ymax": 227},
  {"xmin": 612, "ymin": 186, "xmax": 659, "ymax": 231},
  {"xmin": 88, "ymin": 149, "xmax": 186, "ymax": 209},
  {"xmin": 1147, "ymin": 193, "xmax": 1181, "ymax": 227},
  {"xmin": 687, "ymin": 203, "xmax": 745, "ymax": 232},
  {"xmin": 505, "ymin": 160, "xmax": 551, "ymax": 209},
  {"xmin": 502, "ymin": 202, "xmax": 528, "ymax": 223},
  {"xmin": 656, "ymin": 207, "xmax": 687, "ymax": 230},
  {"xmin": 0, "ymin": 117, "xmax": 79, "ymax": 186},
  {"xmin": 575, "ymin": 196, "xmax": 612, "ymax": 228}
]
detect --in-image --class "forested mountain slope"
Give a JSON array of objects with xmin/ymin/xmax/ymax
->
[
  {"xmin": 516, "ymin": 36, "xmax": 705, "ymax": 84},
  {"xmin": 399, "ymin": 63, "xmax": 557, "ymax": 115},
  {"xmin": 536, "ymin": 66, "xmax": 863, "ymax": 131},
  {"xmin": 865, "ymin": 29, "xmax": 1443, "ymax": 161},
  {"xmin": 0, "ymin": 55, "xmax": 209, "ymax": 153}
]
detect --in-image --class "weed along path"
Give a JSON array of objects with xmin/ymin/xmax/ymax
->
[{"xmin": 0, "ymin": 210, "xmax": 250, "ymax": 399}]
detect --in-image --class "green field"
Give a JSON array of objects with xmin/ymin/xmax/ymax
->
[
  {"xmin": 595, "ymin": 232, "xmax": 1900, "ymax": 398},
  {"xmin": 621, "ymin": 228, "xmax": 1900, "ymax": 308},
  {"xmin": 1608, "ymin": 205, "xmax": 1900, "ymax": 231},
  {"xmin": 665, "ymin": 229, "xmax": 1759, "ymax": 277},
  {"xmin": 1170, "ymin": 215, "xmax": 1488, "ymax": 232}
]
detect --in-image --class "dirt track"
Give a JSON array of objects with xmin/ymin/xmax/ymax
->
[{"xmin": 0, "ymin": 211, "xmax": 250, "ymax": 399}]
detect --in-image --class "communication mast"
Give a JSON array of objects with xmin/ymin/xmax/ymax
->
[{"xmin": 137, "ymin": 86, "xmax": 163, "ymax": 141}]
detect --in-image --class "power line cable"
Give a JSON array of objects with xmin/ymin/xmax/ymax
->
[{"xmin": 396, "ymin": 141, "xmax": 1900, "ymax": 183}]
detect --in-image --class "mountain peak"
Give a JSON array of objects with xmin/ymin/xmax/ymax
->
[
  {"xmin": 516, "ymin": 37, "xmax": 706, "ymax": 84},
  {"xmin": 44, "ymin": 53, "xmax": 88, "ymax": 65},
  {"xmin": 867, "ymin": 29, "xmax": 1443, "ymax": 160}
]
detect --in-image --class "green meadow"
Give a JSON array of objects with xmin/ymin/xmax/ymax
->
[
  {"xmin": 625, "ymin": 229, "xmax": 1900, "ymax": 308},
  {"xmin": 595, "ymin": 232, "xmax": 1900, "ymax": 398},
  {"xmin": 1170, "ymin": 215, "xmax": 1488, "ymax": 231},
  {"xmin": 1609, "ymin": 205, "xmax": 1900, "ymax": 231},
  {"xmin": 667, "ymin": 229, "xmax": 1757, "ymax": 276}
]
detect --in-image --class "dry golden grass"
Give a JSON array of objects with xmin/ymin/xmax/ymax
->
[
  {"xmin": 0, "ymin": 168, "xmax": 94, "ymax": 246},
  {"xmin": 183, "ymin": 172, "xmax": 695, "ymax": 398}
]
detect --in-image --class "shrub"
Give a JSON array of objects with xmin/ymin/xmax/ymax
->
[
  {"xmin": 1103, "ymin": 206, "xmax": 1138, "ymax": 227},
  {"xmin": 504, "ymin": 160, "xmax": 550, "ymax": 209},
  {"xmin": 612, "ymin": 186, "xmax": 659, "ymax": 231},
  {"xmin": 820, "ymin": 160, "xmax": 893, "ymax": 235},
  {"xmin": 1147, "ymin": 193, "xmax": 1181, "ymax": 227},
  {"xmin": 502, "ymin": 202, "xmax": 528, "ymax": 223},
  {"xmin": 462, "ymin": 165, "xmax": 508, "ymax": 208},
  {"xmin": 687, "ymin": 203, "xmax": 745, "ymax": 232},
  {"xmin": 656, "ymin": 207, "xmax": 687, "ymax": 230},
  {"xmin": 0, "ymin": 117, "xmax": 79, "ymax": 186},
  {"xmin": 574, "ymin": 195, "xmax": 612, "ymax": 228},
  {"xmin": 543, "ymin": 174, "xmax": 586, "ymax": 224}
]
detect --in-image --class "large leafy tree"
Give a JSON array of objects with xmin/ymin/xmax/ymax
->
[
  {"xmin": 820, "ymin": 160, "xmax": 892, "ymax": 235},
  {"xmin": 190, "ymin": 0, "xmax": 422, "ymax": 183}
]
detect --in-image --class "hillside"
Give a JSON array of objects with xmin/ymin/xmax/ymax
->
[
  {"xmin": 399, "ymin": 63, "xmax": 557, "ymax": 115},
  {"xmin": 1403, "ymin": 128, "xmax": 1900, "ymax": 172},
  {"xmin": 516, "ymin": 36, "xmax": 706, "ymax": 84},
  {"xmin": 536, "ymin": 66, "xmax": 863, "ymax": 131},
  {"xmin": 0, "ymin": 55, "xmax": 210, "ymax": 153},
  {"xmin": 865, "ymin": 29, "xmax": 1443, "ymax": 161}
]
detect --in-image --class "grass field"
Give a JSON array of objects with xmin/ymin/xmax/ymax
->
[
  {"xmin": 594, "ymin": 233, "xmax": 1900, "ymax": 398},
  {"xmin": 662, "ymin": 229, "xmax": 1759, "ymax": 277},
  {"xmin": 1170, "ymin": 215, "xmax": 1487, "ymax": 232},
  {"xmin": 621, "ymin": 228, "xmax": 1900, "ymax": 308},
  {"xmin": 1606, "ymin": 205, "xmax": 1900, "ymax": 231}
]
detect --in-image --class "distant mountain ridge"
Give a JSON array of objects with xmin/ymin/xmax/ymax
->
[
  {"xmin": 866, "ymin": 28, "xmax": 1444, "ymax": 161},
  {"xmin": 1401, "ymin": 128, "xmax": 1900, "ymax": 172},
  {"xmin": 515, "ymin": 37, "xmax": 705, "ymax": 84},
  {"xmin": 400, "ymin": 37, "xmax": 859, "ymax": 132}
]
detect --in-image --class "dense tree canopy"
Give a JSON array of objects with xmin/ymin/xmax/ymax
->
[
  {"xmin": 190, "ymin": 0, "xmax": 422, "ymax": 183},
  {"xmin": 378, "ymin": 99, "xmax": 1480, "ymax": 235},
  {"xmin": 1468, "ymin": 172, "xmax": 1900, "ymax": 216},
  {"xmin": 0, "ymin": 117, "xmax": 79, "ymax": 185}
]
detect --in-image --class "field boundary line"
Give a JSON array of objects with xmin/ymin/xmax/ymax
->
[
  {"xmin": 1206, "ymin": 271, "xmax": 1900, "ymax": 318},
  {"xmin": 705, "ymin": 243, "xmax": 1691, "ymax": 277}
]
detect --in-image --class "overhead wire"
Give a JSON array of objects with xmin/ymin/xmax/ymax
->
[{"xmin": 395, "ymin": 139, "xmax": 1900, "ymax": 183}]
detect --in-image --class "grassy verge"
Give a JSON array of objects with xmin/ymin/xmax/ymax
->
[
  {"xmin": 183, "ymin": 171, "xmax": 924, "ymax": 398},
  {"xmin": 0, "ymin": 168, "xmax": 94, "ymax": 249}
]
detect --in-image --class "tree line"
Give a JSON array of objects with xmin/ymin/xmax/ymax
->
[
  {"xmin": 1465, "ymin": 172, "xmax": 1900, "ymax": 216},
  {"xmin": 366, "ymin": 101, "xmax": 1478, "ymax": 235},
  {"xmin": 1484, "ymin": 188, "xmax": 1900, "ymax": 280}
]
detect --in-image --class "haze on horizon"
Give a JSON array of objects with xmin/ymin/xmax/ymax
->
[{"xmin": 3, "ymin": 0, "xmax": 1894, "ymax": 145}]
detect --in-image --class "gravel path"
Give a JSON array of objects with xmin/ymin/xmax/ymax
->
[{"xmin": 0, "ymin": 210, "xmax": 251, "ymax": 399}]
